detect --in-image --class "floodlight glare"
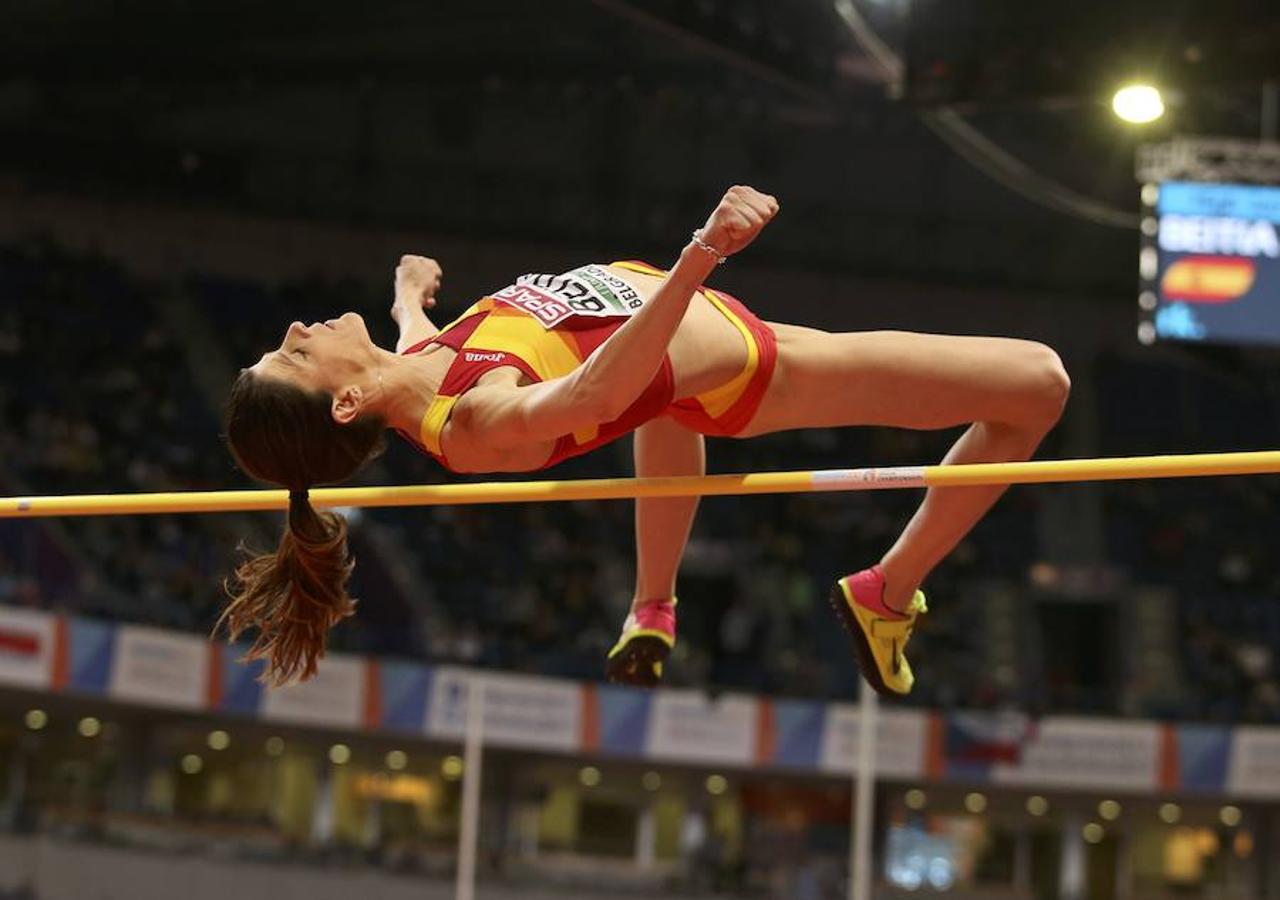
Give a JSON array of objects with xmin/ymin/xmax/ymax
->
[{"xmin": 1112, "ymin": 85, "xmax": 1164, "ymax": 124}]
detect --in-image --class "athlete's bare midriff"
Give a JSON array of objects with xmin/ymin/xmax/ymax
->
[{"xmin": 604, "ymin": 264, "xmax": 749, "ymax": 399}]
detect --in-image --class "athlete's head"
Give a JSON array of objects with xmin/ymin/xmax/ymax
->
[
  {"xmin": 220, "ymin": 313, "xmax": 387, "ymax": 686},
  {"xmin": 247, "ymin": 312, "xmax": 381, "ymax": 401}
]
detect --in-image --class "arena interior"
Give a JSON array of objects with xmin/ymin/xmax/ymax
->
[{"xmin": 2, "ymin": 2, "xmax": 1280, "ymax": 898}]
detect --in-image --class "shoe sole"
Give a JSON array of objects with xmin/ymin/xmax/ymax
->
[
  {"xmin": 605, "ymin": 634, "xmax": 670, "ymax": 688},
  {"xmin": 827, "ymin": 580, "xmax": 903, "ymax": 698}
]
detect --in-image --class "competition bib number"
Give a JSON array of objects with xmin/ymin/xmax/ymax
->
[{"xmin": 492, "ymin": 265, "xmax": 647, "ymax": 328}]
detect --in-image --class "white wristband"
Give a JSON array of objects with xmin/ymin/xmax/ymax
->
[{"xmin": 690, "ymin": 229, "xmax": 727, "ymax": 265}]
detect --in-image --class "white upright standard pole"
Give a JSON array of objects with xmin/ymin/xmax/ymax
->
[
  {"xmin": 456, "ymin": 678, "xmax": 486, "ymax": 900},
  {"xmin": 850, "ymin": 681, "xmax": 879, "ymax": 900}
]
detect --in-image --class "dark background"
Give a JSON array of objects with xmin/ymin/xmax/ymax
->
[
  {"xmin": 4, "ymin": 0, "xmax": 1273, "ymax": 297},
  {"xmin": 2, "ymin": 0, "xmax": 1280, "ymax": 715}
]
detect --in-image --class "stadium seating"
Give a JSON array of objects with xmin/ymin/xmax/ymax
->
[{"xmin": 4, "ymin": 241, "xmax": 1280, "ymax": 722}]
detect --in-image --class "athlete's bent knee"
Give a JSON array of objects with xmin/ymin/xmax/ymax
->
[{"xmin": 1024, "ymin": 345, "xmax": 1070, "ymax": 427}]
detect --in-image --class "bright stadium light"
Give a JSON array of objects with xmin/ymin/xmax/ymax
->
[
  {"xmin": 441, "ymin": 755, "xmax": 464, "ymax": 780},
  {"xmin": 386, "ymin": 750, "xmax": 408, "ymax": 771},
  {"xmin": 1112, "ymin": 84, "xmax": 1165, "ymax": 124}
]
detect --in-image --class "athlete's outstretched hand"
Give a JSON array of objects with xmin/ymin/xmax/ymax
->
[
  {"xmin": 698, "ymin": 185, "xmax": 780, "ymax": 259},
  {"xmin": 393, "ymin": 254, "xmax": 442, "ymax": 315}
]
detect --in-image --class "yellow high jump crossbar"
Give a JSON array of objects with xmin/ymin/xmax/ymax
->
[{"xmin": 2, "ymin": 450, "xmax": 1279, "ymax": 519}]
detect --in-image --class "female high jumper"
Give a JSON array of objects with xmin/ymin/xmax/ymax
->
[{"xmin": 221, "ymin": 186, "xmax": 1069, "ymax": 695}]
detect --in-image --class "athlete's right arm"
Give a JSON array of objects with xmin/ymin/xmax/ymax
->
[
  {"xmin": 574, "ymin": 186, "xmax": 778, "ymax": 422},
  {"xmin": 453, "ymin": 186, "xmax": 779, "ymax": 449},
  {"xmin": 449, "ymin": 376, "xmax": 609, "ymax": 447}
]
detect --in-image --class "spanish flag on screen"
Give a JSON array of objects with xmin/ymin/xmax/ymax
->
[{"xmin": 1161, "ymin": 255, "xmax": 1256, "ymax": 303}]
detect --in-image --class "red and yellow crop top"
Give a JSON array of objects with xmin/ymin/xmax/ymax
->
[{"xmin": 398, "ymin": 261, "xmax": 674, "ymax": 471}]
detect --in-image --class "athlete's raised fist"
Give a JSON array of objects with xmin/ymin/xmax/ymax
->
[
  {"xmin": 698, "ymin": 186, "xmax": 780, "ymax": 259},
  {"xmin": 394, "ymin": 254, "xmax": 442, "ymax": 310}
]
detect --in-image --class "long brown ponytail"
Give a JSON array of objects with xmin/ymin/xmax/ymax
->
[{"xmin": 220, "ymin": 369, "xmax": 385, "ymax": 685}]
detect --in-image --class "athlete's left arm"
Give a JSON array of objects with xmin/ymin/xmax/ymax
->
[{"xmin": 391, "ymin": 255, "xmax": 443, "ymax": 352}]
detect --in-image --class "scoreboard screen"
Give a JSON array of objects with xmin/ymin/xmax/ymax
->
[{"xmin": 1140, "ymin": 181, "xmax": 1280, "ymax": 346}]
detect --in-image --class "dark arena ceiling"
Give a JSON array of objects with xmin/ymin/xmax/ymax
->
[{"xmin": 2, "ymin": 0, "xmax": 1277, "ymax": 295}]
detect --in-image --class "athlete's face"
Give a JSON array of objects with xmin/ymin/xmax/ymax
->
[{"xmin": 249, "ymin": 312, "xmax": 377, "ymax": 395}]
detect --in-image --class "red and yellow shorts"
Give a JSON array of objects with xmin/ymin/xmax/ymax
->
[{"xmin": 613, "ymin": 261, "xmax": 778, "ymax": 437}]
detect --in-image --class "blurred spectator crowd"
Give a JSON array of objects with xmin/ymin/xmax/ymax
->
[{"xmin": 2, "ymin": 239, "xmax": 1279, "ymax": 721}]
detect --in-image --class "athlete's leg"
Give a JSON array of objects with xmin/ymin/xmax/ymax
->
[
  {"xmin": 632, "ymin": 414, "xmax": 705, "ymax": 602},
  {"xmin": 607, "ymin": 414, "xmax": 705, "ymax": 686},
  {"xmin": 741, "ymin": 325, "xmax": 1070, "ymax": 611}
]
